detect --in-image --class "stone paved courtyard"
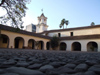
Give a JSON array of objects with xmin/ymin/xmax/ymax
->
[{"xmin": 0, "ymin": 49, "xmax": 100, "ymax": 75}]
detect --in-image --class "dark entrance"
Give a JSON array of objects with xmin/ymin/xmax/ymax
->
[
  {"xmin": 15, "ymin": 37, "xmax": 24, "ymax": 49},
  {"xmin": 39, "ymin": 41, "xmax": 44, "ymax": 50},
  {"xmin": 0, "ymin": 34, "xmax": 9, "ymax": 48},
  {"xmin": 60, "ymin": 42, "xmax": 66, "ymax": 51},
  {"xmin": 87, "ymin": 42, "xmax": 98, "ymax": 51},
  {"xmin": 72, "ymin": 42, "xmax": 81, "ymax": 51},
  {"xmin": 46, "ymin": 42, "xmax": 50, "ymax": 50}
]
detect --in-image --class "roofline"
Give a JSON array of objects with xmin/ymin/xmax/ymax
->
[
  {"xmin": 0, "ymin": 24, "xmax": 51, "ymax": 40},
  {"xmin": 59, "ymin": 34, "xmax": 100, "ymax": 40},
  {"xmin": 39, "ymin": 24, "xmax": 100, "ymax": 34}
]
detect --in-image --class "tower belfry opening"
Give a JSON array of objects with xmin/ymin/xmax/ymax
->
[{"xmin": 36, "ymin": 12, "xmax": 48, "ymax": 33}]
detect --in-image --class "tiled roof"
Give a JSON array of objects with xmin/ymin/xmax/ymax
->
[
  {"xmin": 59, "ymin": 34, "xmax": 100, "ymax": 40},
  {"xmin": 0, "ymin": 24, "xmax": 51, "ymax": 40},
  {"xmin": 0, "ymin": 24, "xmax": 100, "ymax": 41},
  {"xmin": 38, "ymin": 25, "xmax": 100, "ymax": 34}
]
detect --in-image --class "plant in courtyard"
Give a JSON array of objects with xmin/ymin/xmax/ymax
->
[
  {"xmin": 59, "ymin": 18, "xmax": 69, "ymax": 29},
  {"xmin": 90, "ymin": 46, "xmax": 95, "ymax": 51},
  {"xmin": 50, "ymin": 36, "xmax": 59, "ymax": 50},
  {"xmin": 35, "ymin": 41, "xmax": 40, "ymax": 49}
]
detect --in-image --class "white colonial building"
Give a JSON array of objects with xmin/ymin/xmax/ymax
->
[{"xmin": 0, "ymin": 13, "xmax": 100, "ymax": 52}]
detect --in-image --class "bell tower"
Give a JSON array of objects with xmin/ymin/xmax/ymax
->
[{"xmin": 36, "ymin": 13, "xmax": 48, "ymax": 33}]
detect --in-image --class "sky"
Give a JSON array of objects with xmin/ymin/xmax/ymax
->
[{"xmin": 1, "ymin": 0, "xmax": 100, "ymax": 30}]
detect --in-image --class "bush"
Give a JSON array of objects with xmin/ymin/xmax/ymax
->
[{"xmin": 50, "ymin": 36, "xmax": 59, "ymax": 50}]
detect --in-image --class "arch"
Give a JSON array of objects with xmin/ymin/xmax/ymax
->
[
  {"xmin": 38, "ymin": 41, "xmax": 44, "ymax": 50},
  {"xmin": 28, "ymin": 39, "xmax": 35, "ymax": 49},
  {"xmin": 14, "ymin": 37, "xmax": 24, "ymax": 49},
  {"xmin": 87, "ymin": 41, "xmax": 98, "ymax": 52},
  {"xmin": 72, "ymin": 42, "xmax": 81, "ymax": 51},
  {"xmin": 60, "ymin": 42, "xmax": 67, "ymax": 51},
  {"xmin": 0, "ymin": 34, "xmax": 9, "ymax": 48},
  {"xmin": 46, "ymin": 42, "xmax": 50, "ymax": 50}
]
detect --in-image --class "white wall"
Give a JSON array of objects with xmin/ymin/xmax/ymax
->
[
  {"xmin": 60, "ymin": 39, "xmax": 100, "ymax": 52},
  {"xmin": 47, "ymin": 27, "xmax": 100, "ymax": 37}
]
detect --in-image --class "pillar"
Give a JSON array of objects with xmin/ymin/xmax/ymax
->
[
  {"xmin": 24, "ymin": 39, "xmax": 28, "ymax": 48},
  {"xmin": 66, "ymin": 42, "xmax": 71, "ymax": 51},
  {"xmin": 9, "ymin": 36, "xmax": 14, "ymax": 48},
  {"xmin": 43, "ymin": 41, "xmax": 47, "ymax": 50}
]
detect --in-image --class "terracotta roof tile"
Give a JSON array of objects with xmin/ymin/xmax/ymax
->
[
  {"xmin": 59, "ymin": 35, "xmax": 100, "ymax": 40},
  {"xmin": 0, "ymin": 24, "xmax": 51, "ymax": 40},
  {"xmin": 38, "ymin": 25, "xmax": 100, "ymax": 34}
]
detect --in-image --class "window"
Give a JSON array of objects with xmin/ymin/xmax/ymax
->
[
  {"xmin": 58, "ymin": 33, "xmax": 61, "ymax": 37},
  {"xmin": 70, "ymin": 32, "xmax": 73, "ymax": 36},
  {"xmin": 3, "ymin": 38, "xmax": 7, "ymax": 43}
]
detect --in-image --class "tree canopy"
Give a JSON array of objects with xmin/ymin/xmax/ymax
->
[
  {"xmin": 90, "ymin": 22, "xmax": 95, "ymax": 26},
  {"xmin": 59, "ymin": 18, "xmax": 69, "ymax": 29},
  {"xmin": 0, "ymin": 0, "xmax": 30, "ymax": 28}
]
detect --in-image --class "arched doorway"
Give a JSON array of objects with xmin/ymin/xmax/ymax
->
[
  {"xmin": 72, "ymin": 42, "xmax": 81, "ymax": 51},
  {"xmin": 46, "ymin": 42, "xmax": 50, "ymax": 50},
  {"xmin": 0, "ymin": 34, "xmax": 9, "ymax": 48},
  {"xmin": 28, "ymin": 39, "xmax": 35, "ymax": 49},
  {"xmin": 87, "ymin": 41, "xmax": 98, "ymax": 51},
  {"xmin": 14, "ymin": 37, "xmax": 24, "ymax": 49},
  {"xmin": 60, "ymin": 42, "xmax": 66, "ymax": 51},
  {"xmin": 38, "ymin": 41, "xmax": 44, "ymax": 50}
]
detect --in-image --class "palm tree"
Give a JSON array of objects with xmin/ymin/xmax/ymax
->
[
  {"xmin": 59, "ymin": 18, "xmax": 69, "ymax": 29},
  {"xmin": 65, "ymin": 20, "xmax": 69, "ymax": 28}
]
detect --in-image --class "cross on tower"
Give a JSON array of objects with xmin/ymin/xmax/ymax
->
[{"xmin": 41, "ymin": 9, "xmax": 43, "ymax": 13}]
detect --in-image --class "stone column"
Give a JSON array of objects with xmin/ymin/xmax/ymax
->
[
  {"xmin": 66, "ymin": 42, "xmax": 72, "ymax": 51},
  {"xmin": 8, "ymin": 36, "xmax": 15, "ymax": 48},
  {"xmin": 81, "ymin": 42, "xmax": 87, "ymax": 51},
  {"xmin": 9, "ymin": 36, "xmax": 14, "ymax": 48},
  {"xmin": 24, "ymin": 39, "xmax": 28, "ymax": 48},
  {"xmin": 97, "ymin": 42, "xmax": 100, "ymax": 52},
  {"xmin": 43, "ymin": 41, "xmax": 47, "ymax": 50}
]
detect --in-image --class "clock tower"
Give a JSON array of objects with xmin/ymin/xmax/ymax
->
[{"xmin": 36, "ymin": 13, "xmax": 48, "ymax": 33}]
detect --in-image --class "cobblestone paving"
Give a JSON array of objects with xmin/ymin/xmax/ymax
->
[{"xmin": 0, "ymin": 49, "xmax": 100, "ymax": 75}]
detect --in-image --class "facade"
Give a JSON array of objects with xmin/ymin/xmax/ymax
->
[{"xmin": 0, "ymin": 13, "xmax": 100, "ymax": 52}]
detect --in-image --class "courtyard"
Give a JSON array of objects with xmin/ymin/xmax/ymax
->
[{"xmin": 0, "ymin": 49, "xmax": 100, "ymax": 75}]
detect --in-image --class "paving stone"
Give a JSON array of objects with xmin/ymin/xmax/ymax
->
[
  {"xmin": 49, "ymin": 62, "xmax": 62, "ymax": 68},
  {"xmin": 45, "ymin": 69, "xmax": 60, "ymax": 75},
  {"xmin": 13, "ymin": 57, "xmax": 26, "ymax": 61},
  {"xmin": 16, "ymin": 61, "xmax": 29, "ymax": 67},
  {"xmin": 64, "ymin": 64, "xmax": 76, "ymax": 69},
  {"xmin": 3, "ymin": 59, "xmax": 16, "ymax": 65},
  {"xmin": 28, "ymin": 63, "xmax": 42, "ymax": 69},
  {"xmin": 58, "ymin": 66, "xmax": 76, "ymax": 74},
  {"xmin": 75, "ymin": 64, "xmax": 88, "ymax": 72},
  {"xmin": 85, "ymin": 60, "xmax": 98, "ymax": 66},
  {"xmin": 88, "ymin": 65, "xmax": 100, "ymax": 74},
  {"xmin": 29, "ymin": 59, "xmax": 41, "ymax": 64},
  {"xmin": 72, "ymin": 72, "xmax": 84, "ymax": 75},
  {"xmin": 0, "ymin": 69, "xmax": 5, "ymax": 74},
  {"xmin": 0, "ymin": 73, "xmax": 19, "ymax": 75},
  {"xmin": 5, "ymin": 66, "xmax": 45, "ymax": 75},
  {"xmin": 0, "ymin": 59, "xmax": 16, "ymax": 68},
  {"xmin": 84, "ymin": 71, "xmax": 97, "ymax": 75},
  {"xmin": 39, "ymin": 65, "xmax": 54, "ymax": 72}
]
